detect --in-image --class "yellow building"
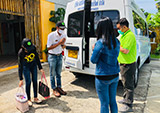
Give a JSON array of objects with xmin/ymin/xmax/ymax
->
[{"xmin": 0, "ymin": 0, "xmax": 71, "ymax": 72}]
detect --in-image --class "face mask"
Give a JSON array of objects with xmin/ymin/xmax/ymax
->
[
  {"xmin": 58, "ymin": 29, "xmax": 64, "ymax": 34},
  {"xmin": 118, "ymin": 30, "xmax": 124, "ymax": 35}
]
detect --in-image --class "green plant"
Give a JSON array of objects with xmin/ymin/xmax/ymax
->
[
  {"xmin": 42, "ymin": 45, "xmax": 48, "ymax": 54},
  {"xmin": 146, "ymin": 0, "xmax": 160, "ymax": 28},
  {"xmin": 151, "ymin": 54, "xmax": 160, "ymax": 59},
  {"xmin": 49, "ymin": 8, "xmax": 65, "ymax": 31},
  {"xmin": 154, "ymin": 43, "xmax": 160, "ymax": 55}
]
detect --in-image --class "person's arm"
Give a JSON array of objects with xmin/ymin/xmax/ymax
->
[
  {"xmin": 18, "ymin": 49, "xmax": 23, "ymax": 80},
  {"xmin": 120, "ymin": 46, "xmax": 129, "ymax": 54},
  {"xmin": 120, "ymin": 33, "xmax": 136, "ymax": 54},
  {"xmin": 91, "ymin": 40, "xmax": 103, "ymax": 64},
  {"xmin": 61, "ymin": 38, "xmax": 66, "ymax": 49},
  {"xmin": 61, "ymin": 44, "xmax": 66, "ymax": 49},
  {"xmin": 47, "ymin": 38, "xmax": 65, "ymax": 50},
  {"xmin": 18, "ymin": 49, "xmax": 24, "ymax": 87},
  {"xmin": 35, "ymin": 48, "xmax": 42, "ymax": 70},
  {"xmin": 35, "ymin": 48, "xmax": 45, "ymax": 75}
]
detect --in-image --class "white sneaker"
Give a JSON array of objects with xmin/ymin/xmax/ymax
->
[{"xmin": 119, "ymin": 104, "xmax": 133, "ymax": 112}]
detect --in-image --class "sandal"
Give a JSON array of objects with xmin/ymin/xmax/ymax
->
[
  {"xmin": 34, "ymin": 98, "xmax": 42, "ymax": 104},
  {"xmin": 28, "ymin": 100, "xmax": 33, "ymax": 107}
]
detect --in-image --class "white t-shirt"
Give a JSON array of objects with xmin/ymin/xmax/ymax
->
[{"xmin": 47, "ymin": 30, "xmax": 66, "ymax": 54}]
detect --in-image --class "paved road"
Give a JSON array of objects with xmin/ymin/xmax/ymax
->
[{"xmin": 0, "ymin": 60, "xmax": 158, "ymax": 113}]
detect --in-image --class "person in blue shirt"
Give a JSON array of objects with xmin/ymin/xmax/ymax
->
[{"xmin": 91, "ymin": 17, "xmax": 120, "ymax": 113}]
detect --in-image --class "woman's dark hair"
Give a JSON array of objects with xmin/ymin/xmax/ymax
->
[{"xmin": 96, "ymin": 17, "xmax": 116, "ymax": 49}]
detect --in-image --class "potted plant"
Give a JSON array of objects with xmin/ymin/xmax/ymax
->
[{"xmin": 49, "ymin": 8, "xmax": 65, "ymax": 31}]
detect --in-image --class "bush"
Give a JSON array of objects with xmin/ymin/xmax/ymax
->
[{"xmin": 154, "ymin": 43, "xmax": 160, "ymax": 55}]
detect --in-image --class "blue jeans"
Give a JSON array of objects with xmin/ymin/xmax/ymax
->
[
  {"xmin": 23, "ymin": 62, "xmax": 37, "ymax": 100},
  {"xmin": 48, "ymin": 54, "xmax": 62, "ymax": 89},
  {"xmin": 95, "ymin": 76, "xmax": 119, "ymax": 113}
]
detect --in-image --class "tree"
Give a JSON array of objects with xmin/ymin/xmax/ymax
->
[
  {"xmin": 145, "ymin": 0, "xmax": 160, "ymax": 27},
  {"xmin": 49, "ymin": 8, "xmax": 65, "ymax": 31},
  {"xmin": 155, "ymin": 0, "xmax": 160, "ymax": 11},
  {"xmin": 141, "ymin": 8, "xmax": 149, "ymax": 17}
]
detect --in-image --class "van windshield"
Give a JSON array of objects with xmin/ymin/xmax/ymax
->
[{"xmin": 67, "ymin": 10, "xmax": 119, "ymax": 37}]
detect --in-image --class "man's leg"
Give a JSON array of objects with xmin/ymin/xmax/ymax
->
[
  {"xmin": 48, "ymin": 55, "xmax": 57, "ymax": 89},
  {"xmin": 48, "ymin": 55, "xmax": 61, "ymax": 97},
  {"xmin": 56, "ymin": 55, "xmax": 62, "ymax": 88},
  {"xmin": 56, "ymin": 54, "xmax": 67, "ymax": 95},
  {"xmin": 119, "ymin": 63, "xmax": 136, "ymax": 112}
]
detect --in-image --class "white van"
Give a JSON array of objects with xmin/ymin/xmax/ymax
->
[{"xmin": 63, "ymin": 0, "xmax": 152, "ymax": 87}]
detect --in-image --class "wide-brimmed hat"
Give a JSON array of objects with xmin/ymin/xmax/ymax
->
[{"xmin": 22, "ymin": 38, "xmax": 34, "ymax": 52}]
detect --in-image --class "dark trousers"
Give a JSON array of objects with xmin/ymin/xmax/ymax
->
[
  {"xmin": 120, "ymin": 62, "xmax": 136, "ymax": 105},
  {"xmin": 23, "ymin": 63, "xmax": 37, "ymax": 100}
]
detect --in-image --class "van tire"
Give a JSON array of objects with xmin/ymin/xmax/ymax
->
[
  {"xmin": 145, "ymin": 55, "xmax": 150, "ymax": 63},
  {"xmin": 134, "ymin": 63, "xmax": 139, "ymax": 88}
]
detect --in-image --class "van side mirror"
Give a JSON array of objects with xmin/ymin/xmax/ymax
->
[{"xmin": 149, "ymin": 32, "xmax": 156, "ymax": 38}]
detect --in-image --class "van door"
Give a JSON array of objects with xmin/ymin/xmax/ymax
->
[
  {"xmin": 64, "ymin": 0, "xmax": 91, "ymax": 70},
  {"xmin": 64, "ymin": 11, "xmax": 84, "ymax": 70}
]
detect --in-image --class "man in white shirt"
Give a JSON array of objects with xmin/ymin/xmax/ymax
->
[{"xmin": 47, "ymin": 21, "xmax": 67, "ymax": 97}]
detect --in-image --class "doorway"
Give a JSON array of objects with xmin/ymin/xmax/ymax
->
[{"xmin": 0, "ymin": 13, "xmax": 25, "ymax": 68}]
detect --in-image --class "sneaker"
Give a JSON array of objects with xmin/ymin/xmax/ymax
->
[
  {"xmin": 53, "ymin": 88, "xmax": 61, "ymax": 97},
  {"xmin": 118, "ymin": 99, "xmax": 133, "ymax": 105},
  {"xmin": 57, "ymin": 87, "xmax": 67, "ymax": 95},
  {"xmin": 34, "ymin": 98, "xmax": 42, "ymax": 104},
  {"xmin": 119, "ymin": 104, "xmax": 133, "ymax": 112},
  {"xmin": 118, "ymin": 99, "xmax": 127, "ymax": 104},
  {"xmin": 28, "ymin": 100, "xmax": 33, "ymax": 107}
]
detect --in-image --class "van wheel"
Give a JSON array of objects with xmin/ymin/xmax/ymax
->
[
  {"xmin": 145, "ymin": 55, "xmax": 150, "ymax": 63},
  {"xmin": 134, "ymin": 63, "xmax": 139, "ymax": 88}
]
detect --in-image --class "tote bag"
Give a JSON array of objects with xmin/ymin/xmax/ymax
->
[
  {"xmin": 15, "ymin": 86, "xmax": 29, "ymax": 112},
  {"xmin": 39, "ymin": 73, "xmax": 50, "ymax": 99}
]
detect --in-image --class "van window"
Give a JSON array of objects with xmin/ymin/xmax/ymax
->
[
  {"xmin": 67, "ymin": 10, "xmax": 119, "ymax": 37},
  {"xmin": 68, "ymin": 11, "xmax": 83, "ymax": 37},
  {"xmin": 132, "ymin": 11, "xmax": 148, "ymax": 36}
]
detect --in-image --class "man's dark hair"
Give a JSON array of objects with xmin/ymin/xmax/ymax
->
[{"xmin": 117, "ymin": 18, "xmax": 129, "ymax": 27}]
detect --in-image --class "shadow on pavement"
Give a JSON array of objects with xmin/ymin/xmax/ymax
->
[
  {"xmin": 66, "ymin": 90, "xmax": 98, "ymax": 99},
  {"xmin": 70, "ymin": 74, "xmax": 124, "ymax": 99},
  {"xmin": 69, "ymin": 74, "xmax": 98, "ymax": 99},
  {"xmin": 26, "ymin": 97, "xmax": 71, "ymax": 113},
  {"xmin": 71, "ymin": 74, "xmax": 95, "ymax": 90}
]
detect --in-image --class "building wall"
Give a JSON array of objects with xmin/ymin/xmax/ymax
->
[
  {"xmin": 46, "ymin": 0, "xmax": 73, "ymax": 10},
  {"xmin": 40, "ymin": 0, "xmax": 73, "ymax": 61},
  {"xmin": 40, "ymin": 0, "xmax": 55, "ymax": 61}
]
